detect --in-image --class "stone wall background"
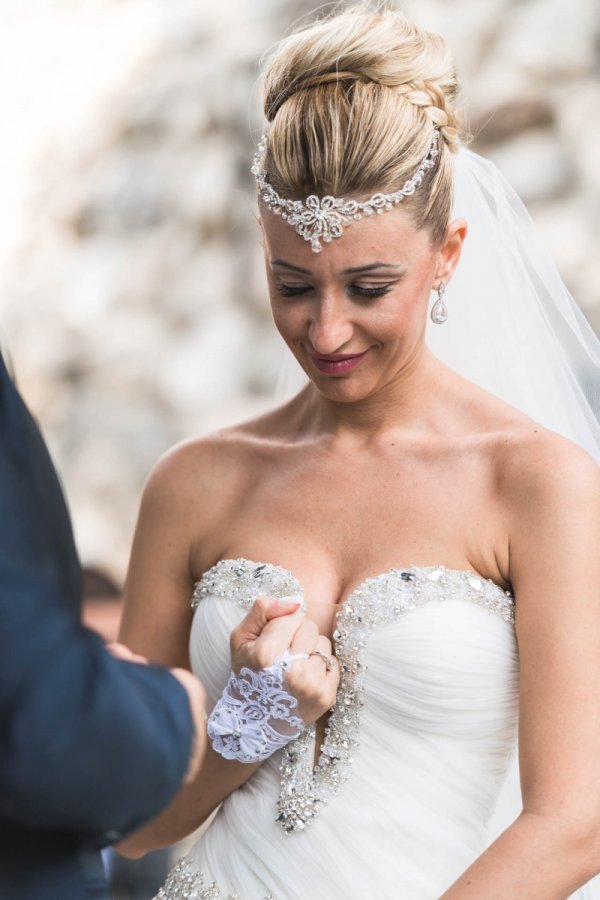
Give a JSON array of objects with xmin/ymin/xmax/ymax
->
[{"xmin": 1, "ymin": 0, "xmax": 598, "ymax": 581}]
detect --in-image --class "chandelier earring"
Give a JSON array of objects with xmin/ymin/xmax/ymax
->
[{"xmin": 430, "ymin": 281, "xmax": 448, "ymax": 324}]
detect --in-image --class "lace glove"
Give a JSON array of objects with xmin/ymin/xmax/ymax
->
[{"xmin": 207, "ymin": 649, "xmax": 308, "ymax": 763}]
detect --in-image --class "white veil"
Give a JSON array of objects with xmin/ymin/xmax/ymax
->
[
  {"xmin": 273, "ymin": 148, "xmax": 600, "ymax": 896},
  {"xmin": 428, "ymin": 148, "xmax": 600, "ymax": 464},
  {"xmin": 441, "ymin": 149, "xmax": 600, "ymax": 900}
]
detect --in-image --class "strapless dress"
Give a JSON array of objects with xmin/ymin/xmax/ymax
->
[{"xmin": 156, "ymin": 558, "xmax": 519, "ymax": 899}]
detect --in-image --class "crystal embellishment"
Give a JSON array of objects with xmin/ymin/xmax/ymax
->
[
  {"xmin": 154, "ymin": 854, "xmax": 273, "ymax": 899},
  {"xmin": 274, "ymin": 565, "xmax": 514, "ymax": 834},
  {"xmin": 191, "ymin": 559, "xmax": 303, "ymax": 611},
  {"xmin": 251, "ymin": 129, "xmax": 440, "ymax": 252},
  {"xmin": 191, "ymin": 559, "xmax": 515, "ymax": 836},
  {"xmin": 430, "ymin": 281, "xmax": 448, "ymax": 324}
]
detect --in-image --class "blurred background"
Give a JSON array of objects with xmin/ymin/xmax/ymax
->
[
  {"xmin": 1, "ymin": 1, "xmax": 598, "ymax": 896},
  {"xmin": 1, "ymin": 0, "xmax": 598, "ymax": 585}
]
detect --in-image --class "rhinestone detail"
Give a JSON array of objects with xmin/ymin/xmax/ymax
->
[
  {"xmin": 154, "ymin": 854, "xmax": 273, "ymax": 899},
  {"xmin": 430, "ymin": 281, "xmax": 448, "ymax": 324},
  {"xmin": 192, "ymin": 558, "xmax": 303, "ymax": 610},
  {"xmin": 192, "ymin": 559, "xmax": 515, "ymax": 835},
  {"xmin": 251, "ymin": 129, "xmax": 440, "ymax": 252}
]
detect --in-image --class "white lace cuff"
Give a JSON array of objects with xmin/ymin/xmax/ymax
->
[{"xmin": 207, "ymin": 650, "xmax": 306, "ymax": 763}]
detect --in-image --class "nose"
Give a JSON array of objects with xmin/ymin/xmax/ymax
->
[{"xmin": 308, "ymin": 294, "xmax": 354, "ymax": 355}]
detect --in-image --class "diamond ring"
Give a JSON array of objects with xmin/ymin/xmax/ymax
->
[{"xmin": 309, "ymin": 650, "xmax": 336, "ymax": 671}]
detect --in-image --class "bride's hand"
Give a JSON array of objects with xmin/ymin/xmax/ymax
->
[
  {"xmin": 282, "ymin": 622, "xmax": 339, "ymax": 724},
  {"xmin": 230, "ymin": 597, "xmax": 340, "ymax": 724}
]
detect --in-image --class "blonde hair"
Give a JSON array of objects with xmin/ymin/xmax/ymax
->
[{"xmin": 260, "ymin": 5, "xmax": 467, "ymax": 246}]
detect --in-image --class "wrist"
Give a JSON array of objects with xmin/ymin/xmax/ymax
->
[{"xmin": 208, "ymin": 652, "xmax": 306, "ymax": 764}]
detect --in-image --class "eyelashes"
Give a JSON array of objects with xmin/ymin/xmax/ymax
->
[
  {"xmin": 276, "ymin": 283, "xmax": 394, "ymax": 299},
  {"xmin": 276, "ymin": 284, "xmax": 310, "ymax": 298},
  {"xmin": 351, "ymin": 285, "xmax": 394, "ymax": 299}
]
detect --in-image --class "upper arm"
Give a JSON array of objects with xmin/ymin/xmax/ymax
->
[
  {"xmin": 506, "ymin": 435, "xmax": 600, "ymax": 827},
  {"xmin": 119, "ymin": 441, "xmax": 212, "ymax": 669}
]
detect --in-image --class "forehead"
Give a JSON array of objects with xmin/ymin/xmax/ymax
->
[{"xmin": 260, "ymin": 202, "xmax": 434, "ymax": 273}]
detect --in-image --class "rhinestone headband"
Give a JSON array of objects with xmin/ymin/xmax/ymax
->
[{"xmin": 252, "ymin": 127, "xmax": 440, "ymax": 252}]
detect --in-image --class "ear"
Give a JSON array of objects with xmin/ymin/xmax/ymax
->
[{"xmin": 433, "ymin": 218, "xmax": 467, "ymax": 288}]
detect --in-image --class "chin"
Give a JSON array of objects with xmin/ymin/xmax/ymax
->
[{"xmin": 310, "ymin": 375, "xmax": 376, "ymax": 403}]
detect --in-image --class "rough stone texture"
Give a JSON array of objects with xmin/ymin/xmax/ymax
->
[{"xmin": 0, "ymin": 0, "xmax": 598, "ymax": 579}]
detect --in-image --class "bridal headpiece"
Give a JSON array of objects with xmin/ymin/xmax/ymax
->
[{"xmin": 252, "ymin": 127, "xmax": 441, "ymax": 253}]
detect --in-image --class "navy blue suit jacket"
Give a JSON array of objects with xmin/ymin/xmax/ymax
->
[{"xmin": 0, "ymin": 352, "xmax": 194, "ymax": 899}]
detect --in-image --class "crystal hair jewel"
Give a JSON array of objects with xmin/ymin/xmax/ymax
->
[{"xmin": 252, "ymin": 128, "xmax": 440, "ymax": 252}]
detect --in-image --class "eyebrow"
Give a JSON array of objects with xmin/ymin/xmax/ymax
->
[{"xmin": 271, "ymin": 259, "xmax": 404, "ymax": 275}]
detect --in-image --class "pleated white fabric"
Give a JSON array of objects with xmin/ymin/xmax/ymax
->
[{"xmin": 156, "ymin": 559, "xmax": 525, "ymax": 899}]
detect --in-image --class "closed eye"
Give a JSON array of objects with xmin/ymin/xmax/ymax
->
[
  {"xmin": 277, "ymin": 284, "xmax": 311, "ymax": 298},
  {"xmin": 351, "ymin": 283, "xmax": 394, "ymax": 299},
  {"xmin": 276, "ymin": 282, "xmax": 396, "ymax": 299}
]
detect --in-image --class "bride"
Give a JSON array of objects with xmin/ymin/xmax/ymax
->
[{"xmin": 116, "ymin": 6, "xmax": 600, "ymax": 898}]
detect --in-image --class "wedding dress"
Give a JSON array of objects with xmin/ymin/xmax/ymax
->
[
  {"xmin": 157, "ymin": 557, "xmax": 520, "ymax": 899},
  {"xmin": 154, "ymin": 147, "xmax": 600, "ymax": 899}
]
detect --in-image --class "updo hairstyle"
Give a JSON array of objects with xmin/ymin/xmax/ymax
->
[{"xmin": 260, "ymin": 6, "xmax": 466, "ymax": 246}]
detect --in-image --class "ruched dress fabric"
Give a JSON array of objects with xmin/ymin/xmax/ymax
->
[{"xmin": 156, "ymin": 559, "xmax": 520, "ymax": 900}]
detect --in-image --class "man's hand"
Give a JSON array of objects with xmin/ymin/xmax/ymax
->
[
  {"xmin": 168, "ymin": 668, "xmax": 206, "ymax": 783},
  {"xmin": 106, "ymin": 642, "xmax": 148, "ymax": 664}
]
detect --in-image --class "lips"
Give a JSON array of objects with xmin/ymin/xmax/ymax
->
[{"xmin": 310, "ymin": 349, "xmax": 370, "ymax": 374}]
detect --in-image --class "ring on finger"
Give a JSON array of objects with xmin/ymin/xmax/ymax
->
[{"xmin": 309, "ymin": 650, "xmax": 336, "ymax": 672}]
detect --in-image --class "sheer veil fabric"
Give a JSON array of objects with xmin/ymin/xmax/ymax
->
[
  {"xmin": 441, "ymin": 149, "xmax": 600, "ymax": 900},
  {"xmin": 273, "ymin": 148, "xmax": 600, "ymax": 897},
  {"xmin": 429, "ymin": 148, "xmax": 600, "ymax": 464}
]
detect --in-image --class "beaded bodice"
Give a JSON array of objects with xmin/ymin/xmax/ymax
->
[
  {"xmin": 190, "ymin": 560, "xmax": 515, "ymax": 833},
  {"xmin": 160, "ymin": 558, "xmax": 519, "ymax": 899}
]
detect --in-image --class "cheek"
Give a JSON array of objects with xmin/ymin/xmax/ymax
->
[
  {"xmin": 371, "ymin": 290, "xmax": 425, "ymax": 335},
  {"xmin": 269, "ymin": 300, "xmax": 304, "ymax": 341}
]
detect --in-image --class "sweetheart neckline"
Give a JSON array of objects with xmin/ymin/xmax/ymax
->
[
  {"xmin": 194, "ymin": 556, "xmax": 514, "ymax": 613},
  {"xmin": 191, "ymin": 556, "xmax": 516, "ymax": 833}
]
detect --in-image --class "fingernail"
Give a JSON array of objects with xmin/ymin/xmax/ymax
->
[{"xmin": 279, "ymin": 594, "xmax": 305, "ymax": 614}]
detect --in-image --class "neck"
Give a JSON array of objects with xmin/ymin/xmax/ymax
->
[{"xmin": 295, "ymin": 346, "xmax": 448, "ymax": 444}]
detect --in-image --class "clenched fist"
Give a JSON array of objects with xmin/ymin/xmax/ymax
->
[{"xmin": 229, "ymin": 597, "xmax": 340, "ymax": 724}]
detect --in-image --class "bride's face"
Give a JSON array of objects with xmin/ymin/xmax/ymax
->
[{"xmin": 261, "ymin": 204, "xmax": 466, "ymax": 403}]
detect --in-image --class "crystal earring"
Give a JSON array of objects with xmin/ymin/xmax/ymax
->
[{"xmin": 430, "ymin": 281, "xmax": 448, "ymax": 324}]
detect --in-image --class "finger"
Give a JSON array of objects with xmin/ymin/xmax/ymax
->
[
  {"xmin": 289, "ymin": 618, "xmax": 319, "ymax": 655},
  {"xmin": 233, "ymin": 596, "xmax": 302, "ymax": 646},
  {"xmin": 263, "ymin": 597, "xmax": 303, "ymax": 621},
  {"xmin": 314, "ymin": 634, "xmax": 333, "ymax": 657},
  {"xmin": 240, "ymin": 609, "xmax": 306, "ymax": 669},
  {"xmin": 313, "ymin": 635, "xmax": 338, "ymax": 675},
  {"xmin": 107, "ymin": 642, "xmax": 148, "ymax": 664},
  {"xmin": 169, "ymin": 669, "xmax": 207, "ymax": 783},
  {"xmin": 231, "ymin": 604, "xmax": 305, "ymax": 671}
]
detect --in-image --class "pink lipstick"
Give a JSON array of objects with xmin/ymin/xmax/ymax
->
[{"xmin": 310, "ymin": 350, "xmax": 369, "ymax": 374}]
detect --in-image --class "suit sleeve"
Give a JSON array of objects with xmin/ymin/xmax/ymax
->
[{"xmin": 0, "ymin": 355, "xmax": 194, "ymax": 844}]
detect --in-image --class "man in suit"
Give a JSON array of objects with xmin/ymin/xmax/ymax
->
[{"xmin": 0, "ymin": 351, "xmax": 206, "ymax": 899}]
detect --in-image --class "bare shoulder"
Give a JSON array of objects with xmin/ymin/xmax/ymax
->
[
  {"xmin": 448, "ymin": 375, "xmax": 599, "ymax": 581},
  {"xmin": 450, "ymin": 372, "xmax": 599, "ymax": 503},
  {"xmin": 140, "ymin": 405, "xmax": 295, "ymax": 517},
  {"xmin": 487, "ymin": 421, "xmax": 600, "ymax": 593},
  {"xmin": 492, "ymin": 422, "xmax": 599, "ymax": 513}
]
